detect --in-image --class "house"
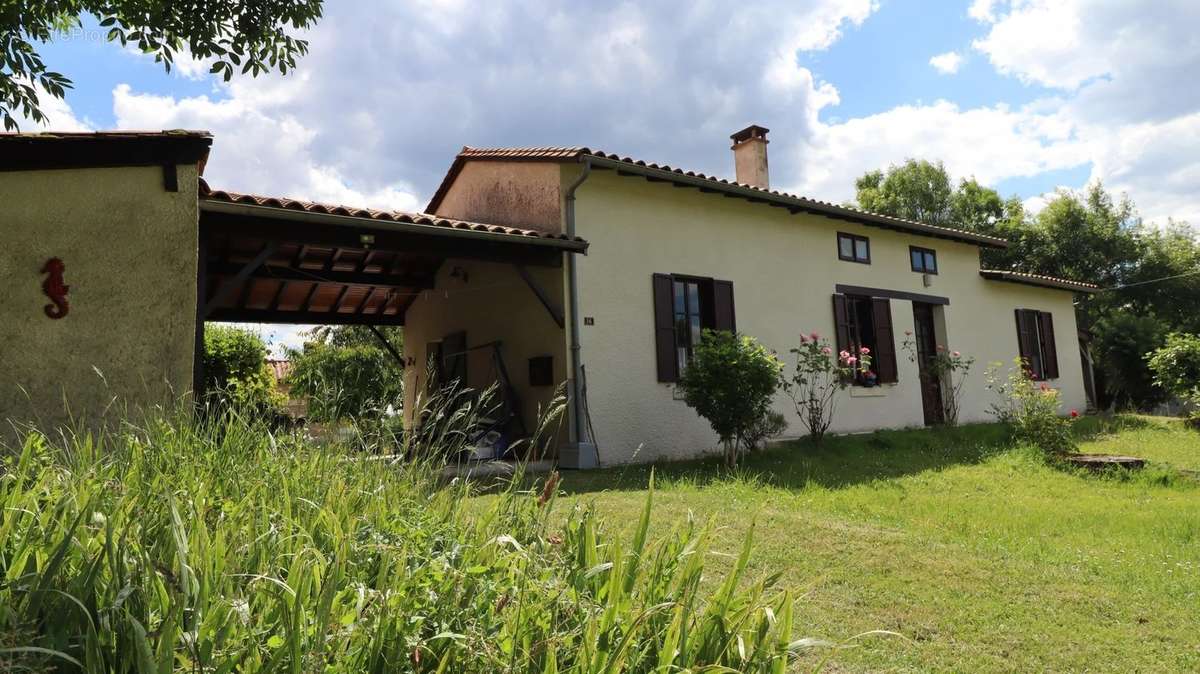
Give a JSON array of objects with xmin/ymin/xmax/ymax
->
[
  {"xmin": 407, "ymin": 125, "xmax": 1096, "ymax": 466},
  {"xmin": 1, "ymin": 129, "xmax": 1094, "ymax": 466}
]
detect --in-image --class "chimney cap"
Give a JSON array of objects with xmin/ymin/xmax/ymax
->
[{"xmin": 730, "ymin": 124, "xmax": 770, "ymax": 143}]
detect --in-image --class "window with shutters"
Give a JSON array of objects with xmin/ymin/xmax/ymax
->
[
  {"xmin": 652, "ymin": 274, "xmax": 735, "ymax": 382},
  {"xmin": 1015, "ymin": 309, "xmax": 1059, "ymax": 380},
  {"xmin": 833, "ymin": 293, "xmax": 898, "ymax": 385}
]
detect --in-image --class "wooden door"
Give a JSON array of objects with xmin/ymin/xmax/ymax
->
[{"xmin": 912, "ymin": 303, "xmax": 944, "ymax": 425}]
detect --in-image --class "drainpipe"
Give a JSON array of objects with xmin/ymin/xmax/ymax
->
[{"xmin": 562, "ymin": 158, "xmax": 597, "ymax": 467}]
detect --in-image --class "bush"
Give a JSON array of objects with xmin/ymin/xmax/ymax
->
[
  {"xmin": 676, "ymin": 330, "xmax": 782, "ymax": 467},
  {"xmin": 1147, "ymin": 332, "xmax": 1200, "ymax": 427},
  {"xmin": 286, "ymin": 342, "xmax": 405, "ymax": 422},
  {"xmin": 743, "ymin": 410, "xmax": 789, "ymax": 451},
  {"xmin": 201, "ymin": 325, "xmax": 284, "ymax": 414},
  {"xmin": 781, "ymin": 331, "xmax": 869, "ymax": 446},
  {"xmin": 986, "ymin": 359, "xmax": 1079, "ymax": 455},
  {"xmin": 0, "ymin": 407, "xmax": 823, "ymax": 672}
]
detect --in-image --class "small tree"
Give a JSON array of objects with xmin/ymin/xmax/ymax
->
[
  {"xmin": 781, "ymin": 332, "xmax": 869, "ymax": 446},
  {"xmin": 676, "ymin": 330, "xmax": 782, "ymax": 468},
  {"xmin": 900, "ymin": 333, "xmax": 974, "ymax": 426},
  {"xmin": 1147, "ymin": 332, "xmax": 1200, "ymax": 427}
]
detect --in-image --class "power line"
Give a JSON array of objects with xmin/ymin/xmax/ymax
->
[{"xmin": 1097, "ymin": 267, "xmax": 1200, "ymax": 292}]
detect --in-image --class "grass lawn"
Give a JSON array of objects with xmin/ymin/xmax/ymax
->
[{"xmin": 533, "ymin": 416, "xmax": 1200, "ymax": 672}]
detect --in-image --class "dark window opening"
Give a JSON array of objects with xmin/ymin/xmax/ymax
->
[
  {"xmin": 845, "ymin": 295, "xmax": 879, "ymax": 384},
  {"xmin": 837, "ymin": 232, "xmax": 871, "ymax": 264},
  {"xmin": 910, "ymin": 246, "xmax": 938, "ymax": 274},
  {"xmin": 673, "ymin": 278, "xmax": 715, "ymax": 373},
  {"xmin": 652, "ymin": 274, "xmax": 736, "ymax": 382}
]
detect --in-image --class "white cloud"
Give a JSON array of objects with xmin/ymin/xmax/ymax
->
[
  {"xmin": 967, "ymin": 0, "xmax": 1200, "ymax": 224},
  {"xmin": 794, "ymin": 99, "xmax": 1089, "ymax": 204},
  {"xmin": 10, "ymin": 84, "xmax": 92, "ymax": 131},
  {"xmin": 928, "ymin": 51, "xmax": 963, "ymax": 75},
  {"xmin": 93, "ymin": 1, "xmax": 878, "ymax": 210}
]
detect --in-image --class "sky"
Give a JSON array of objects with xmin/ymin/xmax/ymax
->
[{"xmin": 23, "ymin": 0, "xmax": 1200, "ymax": 352}]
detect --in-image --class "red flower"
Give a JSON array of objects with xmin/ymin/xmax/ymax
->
[{"xmin": 1070, "ymin": 409, "xmax": 1079, "ymax": 418}]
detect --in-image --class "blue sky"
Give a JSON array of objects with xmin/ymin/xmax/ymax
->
[{"xmin": 24, "ymin": 0, "xmax": 1199, "ymax": 351}]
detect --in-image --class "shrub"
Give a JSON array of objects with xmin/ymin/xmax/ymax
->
[
  {"xmin": 1147, "ymin": 332, "xmax": 1200, "ymax": 428},
  {"xmin": 782, "ymin": 332, "xmax": 869, "ymax": 446},
  {"xmin": 0, "ymin": 407, "xmax": 829, "ymax": 672},
  {"xmin": 286, "ymin": 342, "xmax": 405, "ymax": 422},
  {"xmin": 986, "ymin": 358, "xmax": 1078, "ymax": 455},
  {"xmin": 676, "ymin": 330, "xmax": 782, "ymax": 467},
  {"xmin": 201, "ymin": 325, "xmax": 284, "ymax": 414},
  {"xmin": 743, "ymin": 410, "xmax": 789, "ymax": 451}
]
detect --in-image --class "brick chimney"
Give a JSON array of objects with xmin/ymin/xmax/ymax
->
[{"xmin": 730, "ymin": 124, "xmax": 769, "ymax": 189}]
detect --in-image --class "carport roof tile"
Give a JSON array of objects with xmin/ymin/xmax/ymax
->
[{"xmin": 199, "ymin": 179, "xmax": 585, "ymax": 244}]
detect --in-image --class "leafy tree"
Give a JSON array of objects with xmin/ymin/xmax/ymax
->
[
  {"xmin": 1090, "ymin": 313, "xmax": 1168, "ymax": 410},
  {"xmin": 2, "ymin": 1, "xmax": 323, "ymax": 130},
  {"xmin": 1147, "ymin": 333, "xmax": 1200, "ymax": 402},
  {"xmin": 285, "ymin": 326, "xmax": 405, "ymax": 422},
  {"xmin": 676, "ymin": 330, "xmax": 782, "ymax": 468},
  {"xmin": 202, "ymin": 324, "xmax": 283, "ymax": 414}
]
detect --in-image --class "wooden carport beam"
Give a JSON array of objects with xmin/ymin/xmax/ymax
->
[
  {"xmin": 205, "ymin": 242, "xmax": 278, "ymax": 316},
  {"xmin": 206, "ymin": 261, "xmax": 436, "ymax": 290},
  {"xmin": 514, "ymin": 264, "xmax": 565, "ymax": 329}
]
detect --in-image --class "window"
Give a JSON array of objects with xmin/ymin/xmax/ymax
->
[
  {"xmin": 673, "ymin": 278, "xmax": 706, "ymax": 374},
  {"xmin": 1015, "ymin": 309, "xmax": 1059, "ymax": 380},
  {"xmin": 910, "ymin": 246, "xmax": 938, "ymax": 274},
  {"xmin": 652, "ymin": 274, "xmax": 735, "ymax": 382},
  {"xmin": 837, "ymin": 232, "xmax": 871, "ymax": 264},
  {"xmin": 833, "ymin": 294, "xmax": 898, "ymax": 384}
]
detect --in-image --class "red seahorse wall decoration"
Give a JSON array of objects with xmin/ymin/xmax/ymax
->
[{"xmin": 41, "ymin": 257, "xmax": 70, "ymax": 319}]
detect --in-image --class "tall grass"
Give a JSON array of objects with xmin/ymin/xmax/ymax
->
[{"xmin": 0, "ymin": 404, "xmax": 828, "ymax": 672}]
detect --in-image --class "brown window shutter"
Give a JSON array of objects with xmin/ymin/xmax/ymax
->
[
  {"xmin": 652, "ymin": 273, "xmax": 678, "ymax": 382},
  {"xmin": 832, "ymin": 294, "xmax": 851, "ymax": 353},
  {"xmin": 871, "ymin": 298, "xmax": 899, "ymax": 383},
  {"xmin": 712, "ymin": 279, "xmax": 736, "ymax": 332},
  {"xmin": 1015, "ymin": 309, "xmax": 1040, "ymax": 378},
  {"xmin": 1038, "ymin": 311, "xmax": 1059, "ymax": 379}
]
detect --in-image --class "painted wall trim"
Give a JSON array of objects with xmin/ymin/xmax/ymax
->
[{"xmin": 834, "ymin": 284, "xmax": 951, "ymax": 305}]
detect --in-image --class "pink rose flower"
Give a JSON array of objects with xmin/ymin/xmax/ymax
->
[
  {"xmin": 809, "ymin": 331, "xmax": 820, "ymax": 341},
  {"xmin": 821, "ymin": 346, "xmax": 832, "ymax": 355},
  {"xmin": 839, "ymin": 350, "xmax": 851, "ymax": 360},
  {"xmin": 799, "ymin": 334, "xmax": 808, "ymax": 343},
  {"xmin": 952, "ymin": 350, "xmax": 960, "ymax": 358},
  {"xmin": 904, "ymin": 330, "xmax": 913, "ymax": 336},
  {"xmin": 847, "ymin": 355, "xmax": 858, "ymax": 365},
  {"xmin": 859, "ymin": 346, "xmax": 870, "ymax": 355}
]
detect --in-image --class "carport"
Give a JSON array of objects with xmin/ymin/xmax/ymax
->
[{"xmin": 195, "ymin": 182, "xmax": 588, "ymax": 440}]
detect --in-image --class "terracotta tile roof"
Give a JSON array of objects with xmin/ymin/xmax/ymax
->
[
  {"xmin": 199, "ymin": 179, "xmax": 586, "ymax": 245},
  {"xmin": 429, "ymin": 146, "xmax": 1011, "ymax": 249},
  {"xmin": 979, "ymin": 269, "xmax": 1098, "ymax": 293}
]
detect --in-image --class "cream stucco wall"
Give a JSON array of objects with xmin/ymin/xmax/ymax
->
[
  {"xmin": 402, "ymin": 259, "xmax": 569, "ymax": 450},
  {"xmin": 0, "ymin": 165, "xmax": 200, "ymax": 440},
  {"xmin": 572, "ymin": 170, "xmax": 1086, "ymax": 465}
]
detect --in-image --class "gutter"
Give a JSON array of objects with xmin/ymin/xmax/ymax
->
[
  {"xmin": 562, "ymin": 158, "xmax": 597, "ymax": 465},
  {"xmin": 200, "ymin": 199, "xmax": 589, "ymax": 253}
]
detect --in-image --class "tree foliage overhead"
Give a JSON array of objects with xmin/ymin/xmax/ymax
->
[
  {"xmin": 1, "ymin": 1, "xmax": 323, "ymax": 130},
  {"xmin": 853, "ymin": 158, "xmax": 1200, "ymax": 408}
]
